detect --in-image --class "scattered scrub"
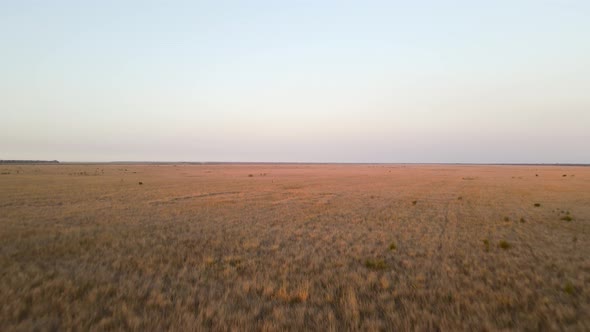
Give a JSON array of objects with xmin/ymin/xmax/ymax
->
[
  {"xmin": 1, "ymin": 164, "xmax": 589, "ymax": 330},
  {"xmin": 282, "ymin": 184, "xmax": 304, "ymax": 190},
  {"xmin": 365, "ymin": 259, "xmax": 387, "ymax": 270}
]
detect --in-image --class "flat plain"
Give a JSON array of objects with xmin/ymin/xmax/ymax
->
[{"xmin": 0, "ymin": 164, "xmax": 589, "ymax": 331}]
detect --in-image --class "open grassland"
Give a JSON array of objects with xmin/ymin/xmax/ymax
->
[{"xmin": 1, "ymin": 164, "xmax": 589, "ymax": 330}]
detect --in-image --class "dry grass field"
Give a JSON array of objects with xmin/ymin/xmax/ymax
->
[{"xmin": 0, "ymin": 164, "xmax": 589, "ymax": 331}]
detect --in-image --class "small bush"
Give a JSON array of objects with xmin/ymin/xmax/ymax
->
[
  {"xmin": 561, "ymin": 215, "xmax": 572, "ymax": 222},
  {"xmin": 389, "ymin": 242, "xmax": 396, "ymax": 251},
  {"xmin": 412, "ymin": 200, "xmax": 417, "ymax": 205},
  {"xmin": 504, "ymin": 216, "xmax": 510, "ymax": 222},
  {"xmin": 498, "ymin": 240, "xmax": 511, "ymax": 250},
  {"xmin": 483, "ymin": 239, "xmax": 490, "ymax": 252},
  {"xmin": 520, "ymin": 217, "xmax": 526, "ymax": 223},
  {"xmin": 365, "ymin": 259, "xmax": 387, "ymax": 270},
  {"xmin": 138, "ymin": 182, "xmax": 143, "ymax": 185},
  {"xmin": 445, "ymin": 293, "xmax": 454, "ymax": 303},
  {"xmin": 534, "ymin": 203, "xmax": 541, "ymax": 207},
  {"xmin": 562, "ymin": 174, "xmax": 567, "ymax": 177},
  {"xmin": 457, "ymin": 196, "xmax": 462, "ymax": 200},
  {"xmin": 563, "ymin": 282, "xmax": 575, "ymax": 295},
  {"xmin": 248, "ymin": 174, "xmax": 254, "ymax": 177}
]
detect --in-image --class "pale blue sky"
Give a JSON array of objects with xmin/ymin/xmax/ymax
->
[{"xmin": 1, "ymin": 0, "xmax": 589, "ymax": 162}]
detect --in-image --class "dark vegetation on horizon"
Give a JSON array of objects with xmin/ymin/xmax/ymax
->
[{"xmin": 0, "ymin": 160, "xmax": 59, "ymax": 164}]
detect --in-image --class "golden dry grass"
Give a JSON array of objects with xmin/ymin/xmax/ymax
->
[{"xmin": 0, "ymin": 164, "xmax": 589, "ymax": 330}]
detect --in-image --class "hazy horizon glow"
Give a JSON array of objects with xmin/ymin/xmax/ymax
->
[{"xmin": 1, "ymin": 1, "xmax": 589, "ymax": 163}]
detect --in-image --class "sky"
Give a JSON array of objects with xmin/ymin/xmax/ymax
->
[{"xmin": 1, "ymin": 0, "xmax": 589, "ymax": 163}]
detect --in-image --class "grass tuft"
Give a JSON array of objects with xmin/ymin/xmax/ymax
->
[
  {"xmin": 483, "ymin": 239, "xmax": 490, "ymax": 252},
  {"xmin": 365, "ymin": 259, "xmax": 387, "ymax": 270},
  {"xmin": 498, "ymin": 240, "xmax": 511, "ymax": 250},
  {"xmin": 563, "ymin": 282, "xmax": 575, "ymax": 295}
]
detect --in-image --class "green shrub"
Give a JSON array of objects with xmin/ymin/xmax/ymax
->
[{"xmin": 561, "ymin": 215, "xmax": 572, "ymax": 222}]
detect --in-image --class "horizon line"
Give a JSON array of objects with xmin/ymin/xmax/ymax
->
[{"xmin": 2, "ymin": 160, "xmax": 589, "ymax": 167}]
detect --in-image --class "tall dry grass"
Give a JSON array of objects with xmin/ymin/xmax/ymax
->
[{"xmin": 0, "ymin": 164, "xmax": 589, "ymax": 330}]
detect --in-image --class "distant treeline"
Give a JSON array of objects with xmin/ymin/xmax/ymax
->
[{"xmin": 0, "ymin": 160, "xmax": 59, "ymax": 164}]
